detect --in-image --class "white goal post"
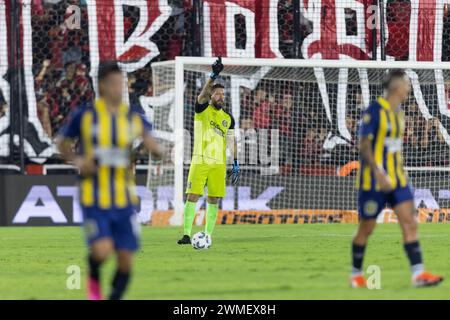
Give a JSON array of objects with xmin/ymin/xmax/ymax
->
[{"xmin": 147, "ymin": 57, "xmax": 450, "ymax": 226}]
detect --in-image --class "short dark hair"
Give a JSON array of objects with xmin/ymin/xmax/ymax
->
[
  {"xmin": 211, "ymin": 83, "xmax": 225, "ymax": 93},
  {"xmin": 98, "ymin": 61, "xmax": 121, "ymax": 82},
  {"xmin": 382, "ymin": 69, "xmax": 407, "ymax": 90}
]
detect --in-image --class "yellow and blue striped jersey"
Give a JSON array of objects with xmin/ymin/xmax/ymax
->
[
  {"xmin": 357, "ymin": 97, "xmax": 408, "ymax": 191},
  {"xmin": 59, "ymin": 98, "xmax": 153, "ymax": 209}
]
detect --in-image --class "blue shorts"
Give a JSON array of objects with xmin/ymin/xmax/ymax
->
[
  {"xmin": 358, "ymin": 185, "xmax": 414, "ymax": 220},
  {"xmin": 82, "ymin": 206, "xmax": 140, "ymax": 251}
]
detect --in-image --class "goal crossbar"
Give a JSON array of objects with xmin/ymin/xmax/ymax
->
[{"xmin": 165, "ymin": 57, "xmax": 450, "ymax": 70}]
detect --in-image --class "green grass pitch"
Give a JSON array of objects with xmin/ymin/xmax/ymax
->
[{"xmin": 1, "ymin": 224, "xmax": 449, "ymax": 299}]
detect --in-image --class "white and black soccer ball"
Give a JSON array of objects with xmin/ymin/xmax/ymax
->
[{"xmin": 191, "ymin": 231, "xmax": 212, "ymax": 250}]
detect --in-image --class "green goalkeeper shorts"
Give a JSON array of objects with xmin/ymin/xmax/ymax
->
[{"xmin": 186, "ymin": 163, "xmax": 226, "ymax": 198}]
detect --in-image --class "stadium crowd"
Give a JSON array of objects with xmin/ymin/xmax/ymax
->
[{"xmin": 0, "ymin": 0, "xmax": 449, "ymax": 172}]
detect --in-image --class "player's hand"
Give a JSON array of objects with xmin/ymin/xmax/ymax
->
[
  {"xmin": 374, "ymin": 167, "xmax": 393, "ymax": 192},
  {"xmin": 74, "ymin": 156, "xmax": 97, "ymax": 177},
  {"xmin": 227, "ymin": 159, "xmax": 240, "ymax": 185},
  {"xmin": 210, "ymin": 57, "xmax": 223, "ymax": 80}
]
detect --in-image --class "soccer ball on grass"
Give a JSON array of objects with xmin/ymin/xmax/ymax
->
[{"xmin": 191, "ymin": 232, "xmax": 212, "ymax": 250}]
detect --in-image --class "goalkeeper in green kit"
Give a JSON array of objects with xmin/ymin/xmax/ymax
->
[{"xmin": 177, "ymin": 57, "xmax": 239, "ymax": 245}]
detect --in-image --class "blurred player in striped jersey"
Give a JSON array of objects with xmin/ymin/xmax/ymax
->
[
  {"xmin": 57, "ymin": 61, "xmax": 164, "ymax": 300},
  {"xmin": 351, "ymin": 69, "xmax": 443, "ymax": 288}
]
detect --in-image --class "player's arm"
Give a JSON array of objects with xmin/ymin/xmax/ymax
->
[
  {"xmin": 359, "ymin": 106, "xmax": 393, "ymax": 192},
  {"xmin": 139, "ymin": 114, "xmax": 165, "ymax": 161},
  {"xmin": 142, "ymin": 134, "xmax": 164, "ymax": 161},
  {"xmin": 197, "ymin": 57, "xmax": 224, "ymax": 105},
  {"xmin": 56, "ymin": 109, "xmax": 96, "ymax": 176}
]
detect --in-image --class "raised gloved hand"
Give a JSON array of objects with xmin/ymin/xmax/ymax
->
[{"xmin": 210, "ymin": 57, "xmax": 224, "ymax": 80}]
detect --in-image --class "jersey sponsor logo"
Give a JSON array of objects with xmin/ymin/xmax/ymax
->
[
  {"xmin": 94, "ymin": 147, "xmax": 130, "ymax": 167},
  {"xmin": 210, "ymin": 120, "xmax": 226, "ymax": 137}
]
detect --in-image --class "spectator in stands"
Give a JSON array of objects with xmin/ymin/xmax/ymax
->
[
  {"xmin": 240, "ymin": 118, "xmax": 254, "ymax": 130},
  {"xmin": 403, "ymin": 104, "xmax": 424, "ymax": 166},
  {"xmin": 347, "ymin": 90, "xmax": 365, "ymax": 120},
  {"xmin": 273, "ymin": 93, "xmax": 293, "ymax": 169},
  {"xmin": 421, "ymin": 117, "xmax": 448, "ymax": 166},
  {"xmin": 37, "ymin": 99, "xmax": 52, "ymax": 137},
  {"xmin": 145, "ymin": 82, "xmax": 153, "ymax": 97},
  {"xmin": 301, "ymin": 127, "xmax": 323, "ymax": 165},
  {"xmin": 252, "ymin": 89, "xmax": 271, "ymax": 129},
  {"xmin": 31, "ymin": 2, "xmax": 53, "ymax": 63},
  {"xmin": 35, "ymin": 59, "xmax": 53, "ymax": 97},
  {"xmin": 240, "ymin": 117, "xmax": 257, "ymax": 166},
  {"xmin": 345, "ymin": 116, "xmax": 358, "ymax": 161},
  {"xmin": 35, "ymin": 59, "xmax": 56, "ymax": 137},
  {"xmin": 61, "ymin": 29, "xmax": 83, "ymax": 67},
  {"xmin": 48, "ymin": 23, "xmax": 65, "ymax": 69},
  {"xmin": 51, "ymin": 61, "xmax": 78, "ymax": 133},
  {"xmin": 128, "ymin": 72, "xmax": 150, "ymax": 113},
  {"xmin": 128, "ymin": 74, "xmax": 137, "ymax": 99},
  {"xmin": 56, "ymin": 61, "xmax": 77, "ymax": 96},
  {"xmin": 403, "ymin": 103, "xmax": 448, "ymax": 166},
  {"xmin": 240, "ymin": 87, "xmax": 253, "ymax": 120},
  {"xmin": 71, "ymin": 63, "xmax": 93, "ymax": 107}
]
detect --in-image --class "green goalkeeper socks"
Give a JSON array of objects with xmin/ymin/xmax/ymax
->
[
  {"xmin": 183, "ymin": 201, "xmax": 196, "ymax": 236},
  {"xmin": 205, "ymin": 202, "xmax": 219, "ymax": 235},
  {"xmin": 184, "ymin": 201, "xmax": 218, "ymax": 236}
]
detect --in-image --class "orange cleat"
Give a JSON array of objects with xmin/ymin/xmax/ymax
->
[
  {"xmin": 350, "ymin": 274, "xmax": 366, "ymax": 288},
  {"xmin": 412, "ymin": 272, "xmax": 444, "ymax": 288}
]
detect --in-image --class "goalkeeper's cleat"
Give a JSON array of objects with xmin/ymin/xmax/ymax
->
[
  {"xmin": 412, "ymin": 272, "xmax": 444, "ymax": 287},
  {"xmin": 177, "ymin": 235, "xmax": 191, "ymax": 245},
  {"xmin": 87, "ymin": 277, "xmax": 102, "ymax": 300},
  {"xmin": 350, "ymin": 274, "xmax": 366, "ymax": 288}
]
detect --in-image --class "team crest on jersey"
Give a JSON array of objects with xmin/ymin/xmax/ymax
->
[
  {"xmin": 363, "ymin": 114, "xmax": 371, "ymax": 124},
  {"xmin": 222, "ymin": 120, "xmax": 228, "ymax": 128},
  {"xmin": 364, "ymin": 201, "xmax": 378, "ymax": 216}
]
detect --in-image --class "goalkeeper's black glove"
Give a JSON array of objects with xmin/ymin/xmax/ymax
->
[
  {"xmin": 227, "ymin": 159, "xmax": 240, "ymax": 185},
  {"xmin": 210, "ymin": 57, "xmax": 223, "ymax": 80}
]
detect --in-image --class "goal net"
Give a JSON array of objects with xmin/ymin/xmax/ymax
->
[{"xmin": 147, "ymin": 58, "xmax": 450, "ymax": 226}]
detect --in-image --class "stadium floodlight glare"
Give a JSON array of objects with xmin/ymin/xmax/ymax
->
[{"xmin": 149, "ymin": 57, "xmax": 450, "ymax": 226}]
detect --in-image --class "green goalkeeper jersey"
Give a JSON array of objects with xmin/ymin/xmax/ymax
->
[{"xmin": 192, "ymin": 101, "xmax": 235, "ymax": 166}]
